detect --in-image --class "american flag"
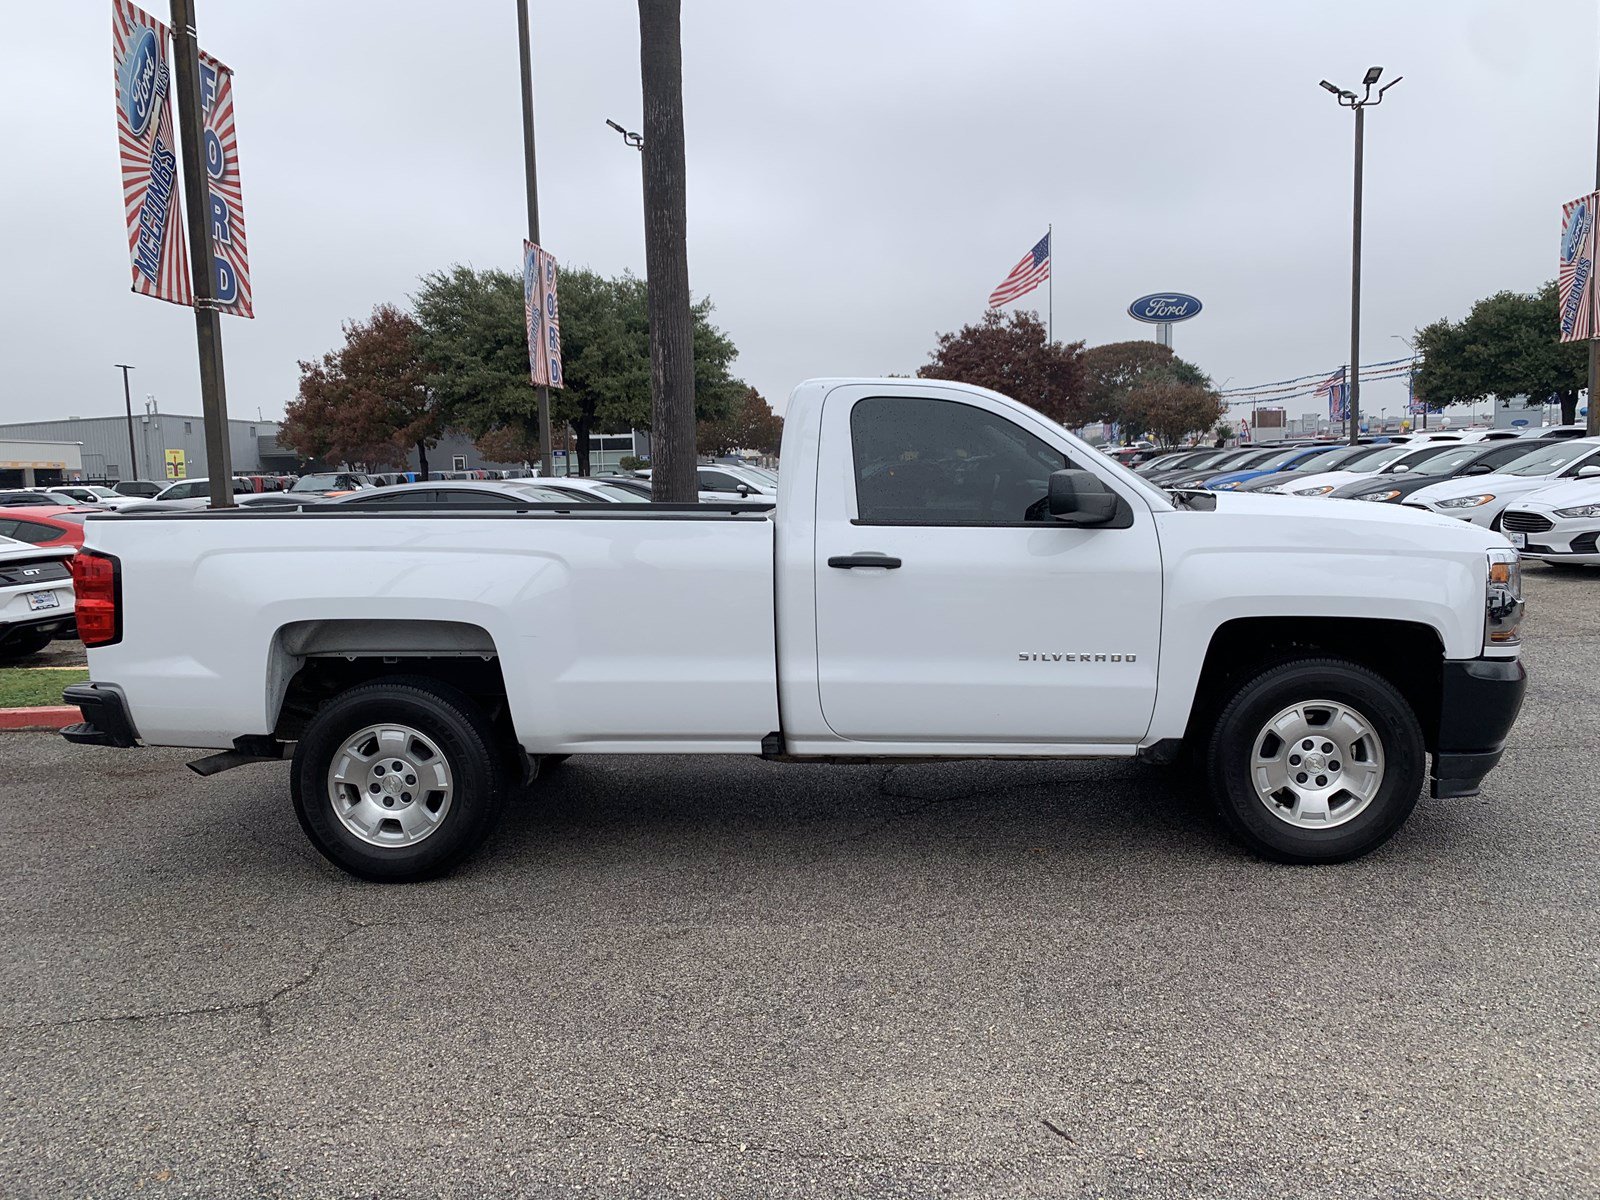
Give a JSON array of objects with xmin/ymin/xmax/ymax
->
[
  {"xmin": 1315, "ymin": 369, "xmax": 1349, "ymax": 421},
  {"xmin": 987, "ymin": 232, "xmax": 1051, "ymax": 309}
]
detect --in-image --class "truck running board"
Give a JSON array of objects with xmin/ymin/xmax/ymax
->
[{"xmin": 187, "ymin": 736, "xmax": 286, "ymax": 777}]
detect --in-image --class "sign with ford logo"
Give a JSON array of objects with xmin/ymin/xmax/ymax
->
[
  {"xmin": 117, "ymin": 26, "xmax": 161, "ymax": 137},
  {"xmin": 1128, "ymin": 293, "xmax": 1203, "ymax": 323}
]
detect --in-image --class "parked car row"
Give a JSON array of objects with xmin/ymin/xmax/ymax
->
[{"xmin": 1134, "ymin": 433, "xmax": 1600, "ymax": 569}]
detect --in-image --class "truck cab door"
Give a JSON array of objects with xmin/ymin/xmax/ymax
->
[{"xmin": 811, "ymin": 386, "xmax": 1162, "ymax": 747}]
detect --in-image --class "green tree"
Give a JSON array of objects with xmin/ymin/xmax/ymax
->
[
  {"xmin": 1413, "ymin": 281, "xmax": 1587, "ymax": 424},
  {"xmin": 413, "ymin": 264, "xmax": 741, "ymax": 475},
  {"xmin": 917, "ymin": 310, "xmax": 1089, "ymax": 427},
  {"xmin": 1118, "ymin": 377, "xmax": 1226, "ymax": 446},
  {"xmin": 281, "ymin": 304, "xmax": 441, "ymax": 474},
  {"xmin": 1079, "ymin": 340, "xmax": 1211, "ymax": 434}
]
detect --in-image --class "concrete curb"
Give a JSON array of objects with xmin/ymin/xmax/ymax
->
[{"xmin": 0, "ymin": 706, "xmax": 81, "ymax": 732}]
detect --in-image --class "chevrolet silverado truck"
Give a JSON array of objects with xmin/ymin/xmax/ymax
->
[{"xmin": 59, "ymin": 379, "xmax": 1528, "ymax": 881}]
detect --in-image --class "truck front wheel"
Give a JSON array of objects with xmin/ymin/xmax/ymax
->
[
  {"xmin": 1206, "ymin": 658, "xmax": 1425, "ymax": 863},
  {"xmin": 290, "ymin": 678, "xmax": 508, "ymax": 882}
]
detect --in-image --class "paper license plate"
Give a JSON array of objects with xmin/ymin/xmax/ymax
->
[
  {"xmin": 1508, "ymin": 531, "xmax": 1527, "ymax": 549},
  {"xmin": 26, "ymin": 590, "xmax": 60, "ymax": 611}
]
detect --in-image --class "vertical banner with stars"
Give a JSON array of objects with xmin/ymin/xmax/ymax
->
[
  {"xmin": 198, "ymin": 50, "xmax": 253, "ymax": 317},
  {"xmin": 113, "ymin": 0, "xmax": 192, "ymax": 306},
  {"xmin": 523, "ymin": 241, "xmax": 563, "ymax": 389}
]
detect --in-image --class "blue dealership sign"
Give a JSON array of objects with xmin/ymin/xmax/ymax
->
[{"xmin": 1128, "ymin": 293, "xmax": 1203, "ymax": 323}]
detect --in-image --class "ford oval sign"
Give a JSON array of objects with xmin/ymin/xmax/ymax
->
[
  {"xmin": 117, "ymin": 26, "xmax": 162, "ymax": 139},
  {"xmin": 1128, "ymin": 293, "xmax": 1203, "ymax": 323}
]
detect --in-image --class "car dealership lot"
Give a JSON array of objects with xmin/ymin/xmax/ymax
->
[{"xmin": 1, "ymin": 565, "xmax": 1596, "ymax": 1199}]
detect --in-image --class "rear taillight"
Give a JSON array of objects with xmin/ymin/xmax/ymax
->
[{"xmin": 73, "ymin": 551, "xmax": 121, "ymax": 647}]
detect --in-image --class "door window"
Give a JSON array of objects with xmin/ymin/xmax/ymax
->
[
  {"xmin": 697, "ymin": 470, "xmax": 746, "ymax": 492},
  {"xmin": 850, "ymin": 396, "xmax": 1069, "ymax": 524}
]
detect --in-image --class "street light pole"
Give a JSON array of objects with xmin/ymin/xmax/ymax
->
[
  {"xmin": 115, "ymin": 364, "xmax": 138, "ymax": 481},
  {"xmin": 1590, "ymin": 46, "xmax": 1600, "ymax": 435},
  {"xmin": 1321, "ymin": 68, "xmax": 1401, "ymax": 445},
  {"xmin": 516, "ymin": 0, "xmax": 554, "ymax": 479}
]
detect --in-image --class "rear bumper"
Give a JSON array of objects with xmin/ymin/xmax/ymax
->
[
  {"xmin": 1431, "ymin": 657, "xmax": 1526, "ymax": 798},
  {"xmin": 59, "ymin": 682, "xmax": 140, "ymax": 748}
]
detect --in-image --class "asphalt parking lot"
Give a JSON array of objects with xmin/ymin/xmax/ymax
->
[{"xmin": 1, "ymin": 564, "xmax": 1596, "ymax": 1199}]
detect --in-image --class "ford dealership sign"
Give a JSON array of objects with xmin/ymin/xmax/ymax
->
[{"xmin": 1128, "ymin": 293, "xmax": 1203, "ymax": 323}]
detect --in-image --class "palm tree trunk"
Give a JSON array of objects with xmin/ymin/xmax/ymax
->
[{"xmin": 638, "ymin": 0, "xmax": 696, "ymax": 503}]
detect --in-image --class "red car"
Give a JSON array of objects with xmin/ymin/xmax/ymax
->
[{"xmin": 0, "ymin": 506, "xmax": 90, "ymax": 551}]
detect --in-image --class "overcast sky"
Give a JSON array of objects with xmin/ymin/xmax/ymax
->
[{"xmin": 2, "ymin": 0, "xmax": 1594, "ymax": 429}]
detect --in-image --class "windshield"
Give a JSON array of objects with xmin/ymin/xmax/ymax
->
[
  {"xmin": 290, "ymin": 474, "xmax": 344, "ymax": 491},
  {"xmin": 1339, "ymin": 443, "xmax": 1414, "ymax": 472},
  {"xmin": 1497, "ymin": 441, "xmax": 1600, "ymax": 477},
  {"xmin": 1286, "ymin": 446, "xmax": 1358, "ymax": 473},
  {"xmin": 1254, "ymin": 446, "xmax": 1312, "ymax": 470},
  {"xmin": 84, "ymin": 486, "xmax": 119, "ymax": 498},
  {"xmin": 590, "ymin": 483, "xmax": 645, "ymax": 501},
  {"xmin": 1407, "ymin": 444, "xmax": 1491, "ymax": 476}
]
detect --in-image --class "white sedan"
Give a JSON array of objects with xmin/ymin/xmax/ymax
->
[
  {"xmin": 0, "ymin": 534, "xmax": 74, "ymax": 661},
  {"xmin": 1402, "ymin": 437, "xmax": 1600, "ymax": 528},
  {"xmin": 1499, "ymin": 477, "xmax": 1600, "ymax": 567},
  {"xmin": 1265, "ymin": 442, "xmax": 1456, "ymax": 497}
]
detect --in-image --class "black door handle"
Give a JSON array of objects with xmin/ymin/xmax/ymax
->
[{"xmin": 828, "ymin": 554, "xmax": 902, "ymax": 569}]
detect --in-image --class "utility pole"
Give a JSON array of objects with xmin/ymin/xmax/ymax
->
[
  {"xmin": 1590, "ymin": 45, "xmax": 1600, "ymax": 435},
  {"xmin": 168, "ymin": 0, "xmax": 234, "ymax": 506},
  {"xmin": 1320, "ymin": 68, "xmax": 1401, "ymax": 445},
  {"xmin": 115, "ymin": 364, "xmax": 139, "ymax": 481},
  {"xmin": 516, "ymin": 0, "xmax": 555, "ymax": 479}
]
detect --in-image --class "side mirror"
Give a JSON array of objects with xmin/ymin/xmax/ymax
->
[
  {"xmin": 1048, "ymin": 469, "xmax": 1120, "ymax": 526},
  {"xmin": 1390, "ymin": 463, "xmax": 1409, "ymax": 473},
  {"xmin": 1578, "ymin": 464, "xmax": 1600, "ymax": 478},
  {"xmin": 1463, "ymin": 462, "xmax": 1492, "ymax": 475},
  {"xmin": 736, "ymin": 483, "xmax": 752, "ymax": 496}
]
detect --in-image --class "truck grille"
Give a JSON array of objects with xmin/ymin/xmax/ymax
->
[
  {"xmin": 0, "ymin": 558, "xmax": 70, "ymax": 587},
  {"xmin": 1501, "ymin": 511, "xmax": 1554, "ymax": 534}
]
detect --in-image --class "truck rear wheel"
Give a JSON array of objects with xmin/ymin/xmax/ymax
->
[
  {"xmin": 1206, "ymin": 658, "xmax": 1424, "ymax": 864},
  {"xmin": 290, "ymin": 678, "xmax": 507, "ymax": 882}
]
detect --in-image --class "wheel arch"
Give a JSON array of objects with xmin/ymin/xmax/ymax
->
[
  {"xmin": 1181, "ymin": 616, "xmax": 1446, "ymax": 754},
  {"xmin": 268, "ymin": 619, "xmax": 507, "ymax": 742}
]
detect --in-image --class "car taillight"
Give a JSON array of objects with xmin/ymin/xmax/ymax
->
[{"xmin": 72, "ymin": 550, "xmax": 121, "ymax": 647}]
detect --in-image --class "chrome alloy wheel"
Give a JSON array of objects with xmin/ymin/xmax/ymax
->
[
  {"xmin": 1250, "ymin": 700, "xmax": 1385, "ymax": 830},
  {"xmin": 326, "ymin": 723, "xmax": 455, "ymax": 847}
]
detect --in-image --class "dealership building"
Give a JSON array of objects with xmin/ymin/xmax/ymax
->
[{"xmin": 0, "ymin": 412, "xmax": 292, "ymax": 486}]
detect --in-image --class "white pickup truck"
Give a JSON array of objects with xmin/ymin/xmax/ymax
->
[{"xmin": 61, "ymin": 379, "xmax": 1528, "ymax": 881}]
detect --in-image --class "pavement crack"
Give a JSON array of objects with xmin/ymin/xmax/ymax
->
[{"xmin": 3, "ymin": 920, "xmax": 370, "ymax": 1037}]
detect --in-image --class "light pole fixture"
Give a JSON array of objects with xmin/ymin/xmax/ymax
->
[
  {"xmin": 114, "ymin": 364, "xmax": 139, "ymax": 482},
  {"xmin": 1320, "ymin": 66, "xmax": 1402, "ymax": 444},
  {"xmin": 605, "ymin": 118, "xmax": 643, "ymax": 151}
]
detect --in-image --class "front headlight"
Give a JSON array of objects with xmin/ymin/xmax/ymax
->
[
  {"xmin": 1257, "ymin": 485, "xmax": 1285, "ymax": 494},
  {"xmin": 1438, "ymin": 494, "xmax": 1495, "ymax": 509},
  {"xmin": 1293, "ymin": 485, "xmax": 1335, "ymax": 496},
  {"xmin": 1485, "ymin": 548, "xmax": 1523, "ymax": 648},
  {"xmin": 1356, "ymin": 489, "xmax": 1402, "ymax": 503},
  {"xmin": 1212, "ymin": 482, "xmax": 1240, "ymax": 490},
  {"xmin": 1554, "ymin": 502, "xmax": 1600, "ymax": 519}
]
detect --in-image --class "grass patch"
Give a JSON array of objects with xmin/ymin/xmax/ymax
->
[{"xmin": 0, "ymin": 667, "xmax": 88, "ymax": 709}]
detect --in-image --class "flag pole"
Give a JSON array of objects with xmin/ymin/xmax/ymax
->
[{"xmin": 1047, "ymin": 224, "xmax": 1053, "ymax": 344}]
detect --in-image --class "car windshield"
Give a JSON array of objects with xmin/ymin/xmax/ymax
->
[
  {"xmin": 290, "ymin": 474, "xmax": 344, "ymax": 491},
  {"xmin": 1288, "ymin": 446, "xmax": 1360, "ymax": 472},
  {"xmin": 1379, "ymin": 444, "xmax": 1461, "ymax": 473},
  {"xmin": 84, "ymin": 486, "xmax": 119, "ymax": 498},
  {"xmin": 1253, "ymin": 447, "xmax": 1311, "ymax": 470},
  {"xmin": 1341, "ymin": 443, "xmax": 1414, "ymax": 471},
  {"xmin": 1135, "ymin": 452, "xmax": 1193, "ymax": 473},
  {"xmin": 1408, "ymin": 444, "xmax": 1494, "ymax": 476},
  {"xmin": 1497, "ymin": 441, "xmax": 1600, "ymax": 477}
]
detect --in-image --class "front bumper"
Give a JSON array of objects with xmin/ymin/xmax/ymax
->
[
  {"xmin": 1430, "ymin": 657, "xmax": 1526, "ymax": 798},
  {"xmin": 59, "ymin": 682, "xmax": 140, "ymax": 748}
]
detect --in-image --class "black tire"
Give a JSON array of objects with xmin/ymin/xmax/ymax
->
[
  {"xmin": 0, "ymin": 627, "xmax": 53, "ymax": 662},
  {"xmin": 290, "ymin": 677, "xmax": 508, "ymax": 882},
  {"xmin": 1205, "ymin": 657, "xmax": 1425, "ymax": 864}
]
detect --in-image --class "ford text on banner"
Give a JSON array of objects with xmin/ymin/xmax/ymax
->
[
  {"xmin": 113, "ymin": 0, "xmax": 191, "ymax": 306},
  {"xmin": 198, "ymin": 51, "xmax": 253, "ymax": 318},
  {"xmin": 523, "ymin": 241, "xmax": 564, "ymax": 389},
  {"xmin": 1558, "ymin": 192, "xmax": 1597, "ymax": 343}
]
